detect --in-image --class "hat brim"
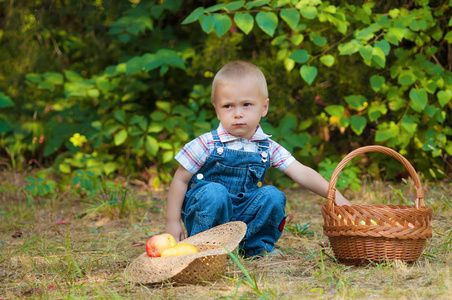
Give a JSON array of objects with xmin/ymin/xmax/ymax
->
[{"xmin": 125, "ymin": 221, "xmax": 247, "ymax": 284}]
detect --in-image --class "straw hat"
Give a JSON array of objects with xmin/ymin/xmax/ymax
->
[{"xmin": 125, "ymin": 221, "xmax": 247, "ymax": 284}]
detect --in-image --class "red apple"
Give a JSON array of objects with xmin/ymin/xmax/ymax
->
[{"xmin": 146, "ymin": 233, "xmax": 177, "ymax": 257}]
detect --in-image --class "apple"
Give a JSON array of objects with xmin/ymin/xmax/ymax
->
[
  {"xmin": 146, "ymin": 233, "xmax": 177, "ymax": 257},
  {"xmin": 394, "ymin": 221, "xmax": 415, "ymax": 228},
  {"xmin": 338, "ymin": 214, "xmax": 356, "ymax": 225},
  {"xmin": 160, "ymin": 243, "xmax": 198, "ymax": 257},
  {"xmin": 359, "ymin": 219, "xmax": 377, "ymax": 225}
]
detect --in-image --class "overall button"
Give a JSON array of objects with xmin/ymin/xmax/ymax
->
[
  {"xmin": 196, "ymin": 173, "xmax": 204, "ymax": 180},
  {"xmin": 217, "ymin": 147, "xmax": 224, "ymax": 155},
  {"xmin": 257, "ymin": 181, "xmax": 262, "ymax": 187},
  {"xmin": 261, "ymin": 151, "xmax": 268, "ymax": 162}
]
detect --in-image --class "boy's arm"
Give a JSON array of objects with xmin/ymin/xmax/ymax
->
[
  {"xmin": 165, "ymin": 165, "xmax": 193, "ymax": 241},
  {"xmin": 283, "ymin": 160, "xmax": 352, "ymax": 206}
]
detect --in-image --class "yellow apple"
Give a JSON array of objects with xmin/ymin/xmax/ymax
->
[
  {"xmin": 161, "ymin": 243, "xmax": 198, "ymax": 257},
  {"xmin": 359, "ymin": 219, "xmax": 377, "ymax": 225}
]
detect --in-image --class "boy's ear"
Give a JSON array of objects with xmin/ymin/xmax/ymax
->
[{"xmin": 261, "ymin": 98, "xmax": 270, "ymax": 117}]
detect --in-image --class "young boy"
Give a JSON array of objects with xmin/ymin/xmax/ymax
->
[{"xmin": 165, "ymin": 61, "xmax": 351, "ymax": 257}]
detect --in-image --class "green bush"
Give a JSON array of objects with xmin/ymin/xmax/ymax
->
[
  {"xmin": 1, "ymin": 0, "xmax": 451, "ymax": 192},
  {"xmin": 182, "ymin": 0, "xmax": 452, "ymax": 184}
]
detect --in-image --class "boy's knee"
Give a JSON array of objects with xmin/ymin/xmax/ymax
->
[
  {"xmin": 260, "ymin": 186, "xmax": 286, "ymax": 207},
  {"xmin": 190, "ymin": 182, "xmax": 231, "ymax": 212}
]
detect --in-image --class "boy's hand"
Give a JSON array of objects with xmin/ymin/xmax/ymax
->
[
  {"xmin": 335, "ymin": 192, "xmax": 352, "ymax": 206},
  {"xmin": 165, "ymin": 221, "xmax": 185, "ymax": 242}
]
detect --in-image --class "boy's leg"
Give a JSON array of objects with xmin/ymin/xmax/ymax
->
[
  {"xmin": 182, "ymin": 181, "xmax": 233, "ymax": 237},
  {"xmin": 233, "ymin": 185, "xmax": 286, "ymax": 257}
]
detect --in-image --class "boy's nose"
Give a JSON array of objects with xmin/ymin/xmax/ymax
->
[{"xmin": 234, "ymin": 108, "xmax": 243, "ymax": 118}]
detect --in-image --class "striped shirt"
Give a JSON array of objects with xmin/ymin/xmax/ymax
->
[{"xmin": 175, "ymin": 123, "xmax": 295, "ymax": 174}]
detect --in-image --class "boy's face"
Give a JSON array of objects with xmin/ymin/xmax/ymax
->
[{"xmin": 213, "ymin": 79, "xmax": 269, "ymax": 139}]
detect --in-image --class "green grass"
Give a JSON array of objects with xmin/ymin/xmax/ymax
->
[{"xmin": 1, "ymin": 171, "xmax": 451, "ymax": 299}]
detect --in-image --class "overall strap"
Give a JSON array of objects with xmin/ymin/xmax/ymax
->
[
  {"xmin": 257, "ymin": 140, "xmax": 270, "ymax": 163},
  {"xmin": 211, "ymin": 129, "xmax": 225, "ymax": 156}
]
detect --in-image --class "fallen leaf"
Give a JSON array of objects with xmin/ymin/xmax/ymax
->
[
  {"xmin": 12, "ymin": 232, "xmax": 22, "ymax": 238},
  {"xmin": 317, "ymin": 241, "xmax": 329, "ymax": 248},
  {"xmin": 56, "ymin": 220, "xmax": 71, "ymax": 225}
]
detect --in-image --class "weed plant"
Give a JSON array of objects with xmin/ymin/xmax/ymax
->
[{"xmin": 75, "ymin": 177, "xmax": 147, "ymax": 220}]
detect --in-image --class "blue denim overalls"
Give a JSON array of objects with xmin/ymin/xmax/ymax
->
[{"xmin": 182, "ymin": 130, "xmax": 286, "ymax": 257}]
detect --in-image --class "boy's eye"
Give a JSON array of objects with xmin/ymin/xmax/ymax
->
[
  {"xmin": 223, "ymin": 105, "xmax": 231, "ymax": 109},
  {"xmin": 244, "ymin": 103, "xmax": 252, "ymax": 107}
]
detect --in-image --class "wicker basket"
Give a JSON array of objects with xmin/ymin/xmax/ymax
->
[{"xmin": 321, "ymin": 145, "xmax": 433, "ymax": 265}]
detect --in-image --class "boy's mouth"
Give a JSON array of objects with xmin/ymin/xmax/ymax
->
[{"xmin": 233, "ymin": 123, "xmax": 245, "ymax": 127}]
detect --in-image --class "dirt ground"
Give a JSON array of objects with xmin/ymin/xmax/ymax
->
[{"xmin": 1, "ymin": 172, "xmax": 451, "ymax": 299}]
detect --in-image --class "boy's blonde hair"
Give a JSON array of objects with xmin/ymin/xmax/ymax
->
[{"xmin": 211, "ymin": 61, "xmax": 268, "ymax": 103}]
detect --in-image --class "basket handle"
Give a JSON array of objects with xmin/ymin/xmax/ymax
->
[{"xmin": 327, "ymin": 145, "xmax": 425, "ymax": 211}]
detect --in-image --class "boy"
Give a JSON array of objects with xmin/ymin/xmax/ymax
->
[{"xmin": 165, "ymin": 61, "xmax": 351, "ymax": 257}]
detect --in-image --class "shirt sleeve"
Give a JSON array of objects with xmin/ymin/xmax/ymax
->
[
  {"xmin": 174, "ymin": 134, "xmax": 210, "ymax": 174},
  {"xmin": 269, "ymin": 140, "xmax": 296, "ymax": 172}
]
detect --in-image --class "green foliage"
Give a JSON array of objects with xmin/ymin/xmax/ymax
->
[
  {"xmin": 0, "ymin": 0, "xmax": 204, "ymax": 187},
  {"xmin": 284, "ymin": 221, "xmax": 313, "ymax": 236},
  {"xmin": 182, "ymin": 0, "xmax": 452, "ymax": 185},
  {"xmin": 319, "ymin": 158, "xmax": 362, "ymax": 192},
  {"xmin": 75, "ymin": 177, "xmax": 147, "ymax": 219},
  {"xmin": 72, "ymin": 170, "xmax": 101, "ymax": 195},
  {"xmin": 224, "ymin": 247, "xmax": 279, "ymax": 298},
  {"xmin": 1, "ymin": 0, "xmax": 451, "ymax": 192},
  {"xmin": 25, "ymin": 171, "xmax": 57, "ymax": 197}
]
